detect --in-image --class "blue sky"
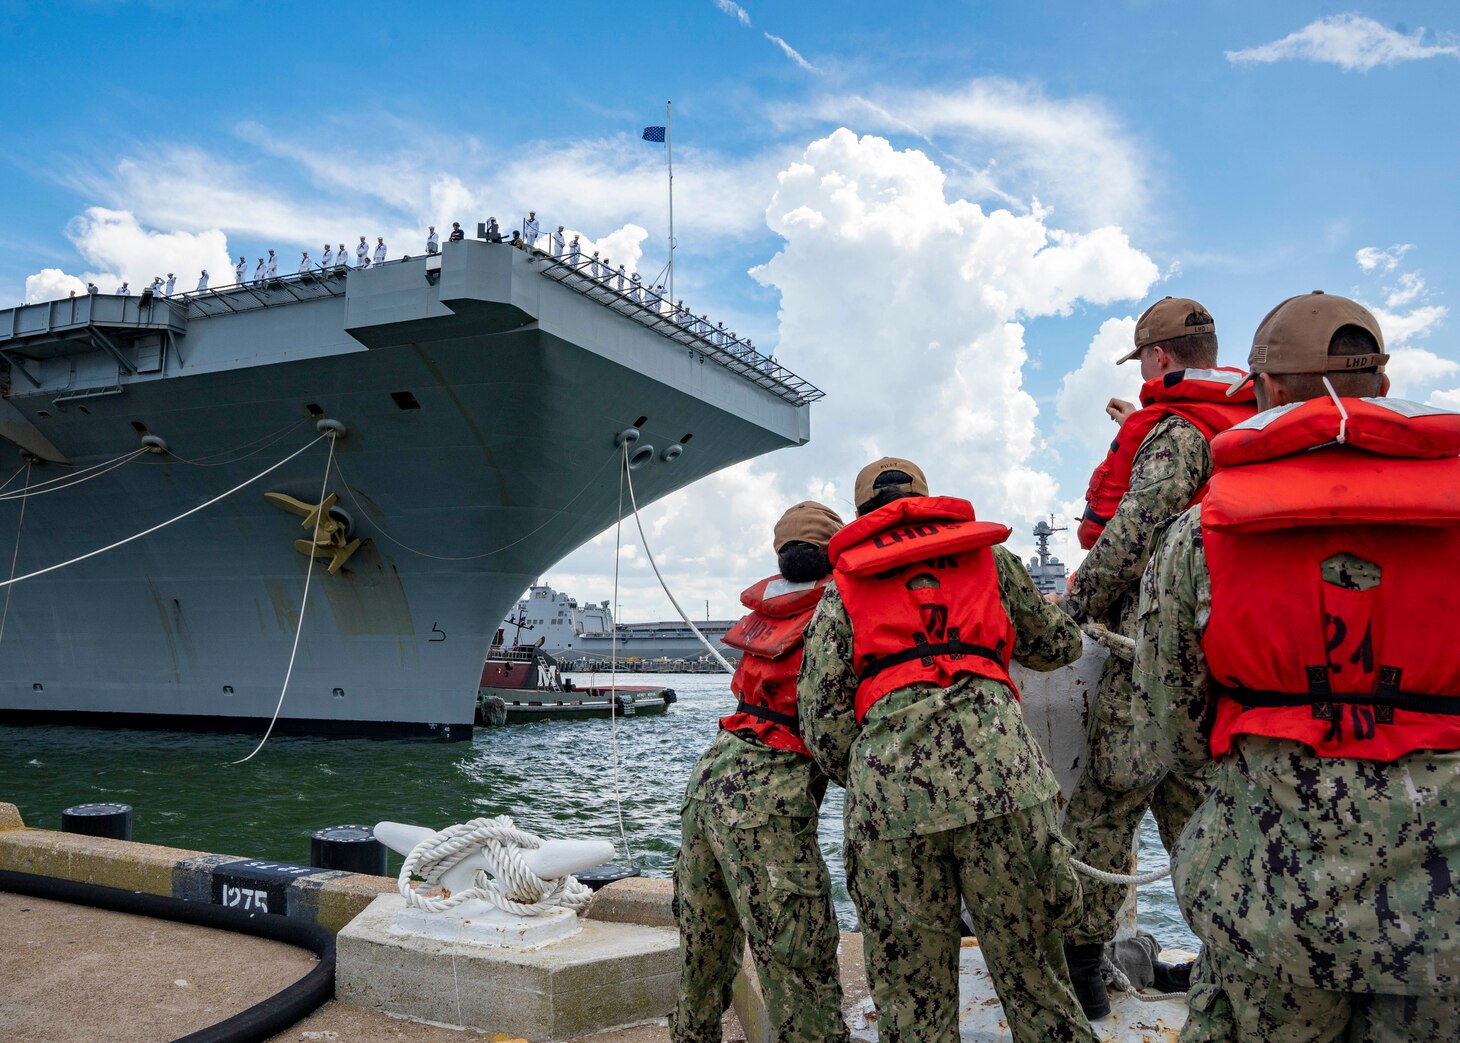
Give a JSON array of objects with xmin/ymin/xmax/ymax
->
[{"xmin": 2, "ymin": 1, "xmax": 1456, "ymax": 614}]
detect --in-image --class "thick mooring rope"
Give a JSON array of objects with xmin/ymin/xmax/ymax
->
[{"xmin": 397, "ymin": 816, "xmax": 594, "ymax": 916}]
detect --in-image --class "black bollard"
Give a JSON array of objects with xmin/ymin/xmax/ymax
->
[
  {"xmin": 310, "ymin": 824, "xmax": 387, "ymax": 875},
  {"xmin": 61, "ymin": 802, "xmax": 132, "ymax": 841},
  {"xmin": 576, "ymin": 861, "xmax": 642, "ymax": 891}
]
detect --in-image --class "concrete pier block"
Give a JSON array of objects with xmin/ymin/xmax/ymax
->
[{"xmin": 336, "ymin": 893, "xmax": 681, "ymax": 1040}]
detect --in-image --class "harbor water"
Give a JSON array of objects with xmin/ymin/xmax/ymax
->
[{"xmin": 0, "ymin": 671, "xmax": 1197, "ymax": 948}]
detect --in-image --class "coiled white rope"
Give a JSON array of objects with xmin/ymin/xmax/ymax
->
[
  {"xmin": 397, "ymin": 816, "xmax": 593, "ymax": 916},
  {"xmin": 1069, "ymin": 858, "xmax": 1172, "ymax": 886},
  {"xmin": 0, "ymin": 433, "xmax": 326, "ymax": 591},
  {"xmin": 620, "ymin": 449, "xmax": 734, "ymax": 674}
]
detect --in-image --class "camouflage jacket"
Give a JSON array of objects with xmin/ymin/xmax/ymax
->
[
  {"xmin": 1133, "ymin": 506, "xmax": 1460, "ymax": 994},
  {"xmin": 683, "ymin": 727, "xmax": 827, "ymax": 826},
  {"xmin": 1065, "ymin": 415, "xmax": 1213, "ymax": 633},
  {"xmin": 797, "ymin": 546, "xmax": 1083, "ymax": 842}
]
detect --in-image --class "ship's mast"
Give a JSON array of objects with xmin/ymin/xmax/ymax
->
[
  {"xmin": 666, "ymin": 100, "xmax": 675, "ymax": 306},
  {"xmin": 1033, "ymin": 515, "xmax": 1066, "ymax": 566}
]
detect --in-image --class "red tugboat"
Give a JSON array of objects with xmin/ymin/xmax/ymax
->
[{"xmin": 476, "ymin": 639, "xmax": 676, "ymax": 725}]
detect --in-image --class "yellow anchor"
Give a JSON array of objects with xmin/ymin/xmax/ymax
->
[{"xmin": 264, "ymin": 491, "xmax": 363, "ymax": 575}]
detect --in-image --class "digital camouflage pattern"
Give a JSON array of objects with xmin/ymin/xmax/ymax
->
[
  {"xmin": 845, "ymin": 799, "xmax": 1096, "ymax": 1043},
  {"xmin": 1135, "ymin": 506, "xmax": 1460, "ymax": 1015},
  {"xmin": 1183, "ymin": 928, "xmax": 1460, "ymax": 1043},
  {"xmin": 671, "ymin": 728, "xmax": 847, "ymax": 1043},
  {"xmin": 797, "ymin": 546, "xmax": 1082, "ymax": 838},
  {"xmin": 1061, "ymin": 416, "xmax": 1215, "ymax": 945},
  {"xmin": 798, "ymin": 545, "xmax": 1094, "ymax": 1042}
]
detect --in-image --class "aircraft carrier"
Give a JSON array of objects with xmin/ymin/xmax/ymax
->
[{"xmin": 0, "ymin": 241, "xmax": 820, "ymax": 737}]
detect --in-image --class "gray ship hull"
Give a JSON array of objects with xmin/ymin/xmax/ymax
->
[{"xmin": 0, "ymin": 244, "xmax": 814, "ymax": 736}]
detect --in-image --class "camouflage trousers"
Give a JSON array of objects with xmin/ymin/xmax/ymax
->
[
  {"xmin": 844, "ymin": 799, "xmax": 1098, "ymax": 1043},
  {"xmin": 1180, "ymin": 946, "xmax": 1460, "ymax": 1043},
  {"xmin": 1062, "ymin": 651, "xmax": 1207, "ymax": 945},
  {"xmin": 670, "ymin": 797, "xmax": 847, "ymax": 1043}
]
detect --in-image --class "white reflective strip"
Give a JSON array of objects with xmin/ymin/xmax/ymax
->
[
  {"xmin": 1230, "ymin": 401, "xmax": 1304, "ymax": 430},
  {"xmin": 1181, "ymin": 368, "xmax": 1245, "ymax": 386},
  {"xmin": 1363, "ymin": 397, "xmax": 1457, "ymax": 419},
  {"xmin": 763, "ymin": 577, "xmax": 819, "ymax": 600}
]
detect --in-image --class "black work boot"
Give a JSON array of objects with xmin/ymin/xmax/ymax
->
[
  {"xmin": 1151, "ymin": 957, "xmax": 1194, "ymax": 993},
  {"xmin": 1064, "ymin": 942, "xmax": 1111, "ymax": 1020}
]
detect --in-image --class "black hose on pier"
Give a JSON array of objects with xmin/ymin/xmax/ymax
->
[{"xmin": 0, "ymin": 869, "xmax": 335, "ymax": 1043}]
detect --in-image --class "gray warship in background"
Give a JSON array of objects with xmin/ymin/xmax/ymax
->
[
  {"xmin": 1026, "ymin": 517, "xmax": 1070, "ymax": 596},
  {"xmin": 0, "ymin": 241, "xmax": 821, "ymax": 737},
  {"xmin": 500, "ymin": 583, "xmax": 740, "ymax": 665}
]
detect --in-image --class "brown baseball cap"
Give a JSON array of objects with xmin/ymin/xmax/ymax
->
[
  {"xmin": 853, "ymin": 457, "xmax": 929, "ymax": 511},
  {"xmin": 773, "ymin": 501, "xmax": 843, "ymax": 552},
  {"xmin": 1117, "ymin": 296, "xmax": 1216, "ymax": 364},
  {"xmin": 1226, "ymin": 291, "xmax": 1389, "ymax": 397}
]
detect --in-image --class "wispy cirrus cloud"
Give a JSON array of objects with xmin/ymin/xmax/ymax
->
[
  {"xmin": 764, "ymin": 33, "xmax": 820, "ymax": 73},
  {"xmin": 785, "ymin": 78, "xmax": 1153, "ymax": 230},
  {"xmin": 713, "ymin": 0, "xmax": 750, "ymax": 27},
  {"xmin": 1227, "ymin": 14, "xmax": 1460, "ymax": 72}
]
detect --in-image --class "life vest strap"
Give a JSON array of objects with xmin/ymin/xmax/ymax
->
[
  {"xmin": 859, "ymin": 636, "xmax": 1006, "ymax": 683},
  {"xmin": 1220, "ymin": 684, "xmax": 1460, "ymax": 717},
  {"xmin": 734, "ymin": 698, "xmax": 801, "ymax": 734}
]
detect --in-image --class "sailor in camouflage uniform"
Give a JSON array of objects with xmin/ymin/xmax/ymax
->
[
  {"xmin": 671, "ymin": 501, "xmax": 848, "ymax": 1043},
  {"xmin": 1135, "ymin": 293, "xmax": 1460, "ymax": 1042},
  {"xmin": 1056, "ymin": 297, "xmax": 1255, "ymax": 1016},
  {"xmin": 798, "ymin": 458, "xmax": 1097, "ymax": 1043}
]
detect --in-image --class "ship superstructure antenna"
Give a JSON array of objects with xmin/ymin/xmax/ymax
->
[
  {"xmin": 1033, "ymin": 514, "xmax": 1066, "ymax": 566},
  {"xmin": 666, "ymin": 100, "xmax": 675, "ymax": 306}
]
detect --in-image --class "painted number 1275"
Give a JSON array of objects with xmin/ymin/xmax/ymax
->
[{"xmin": 220, "ymin": 885, "xmax": 269, "ymax": 912}]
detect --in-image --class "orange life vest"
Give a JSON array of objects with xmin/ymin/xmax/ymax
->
[
  {"xmin": 1077, "ymin": 368, "xmax": 1257, "ymax": 549},
  {"xmin": 1201, "ymin": 396, "xmax": 1460, "ymax": 761},
  {"xmin": 719, "ymin": 573, "xmax": 831, "ymax": 756},
  {"xmin": 829, "ymin": 496, "xmax": 1015, "ymax": 723}
]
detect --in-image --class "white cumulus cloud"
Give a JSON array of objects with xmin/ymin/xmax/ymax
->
[
  {"xmin": 25, "ymin": 208, "xmax": 232, "ymax": 302},
  {"xmin": 1355, "ymin": 243, "xmax": 1412, "ymax": 272},
  {"xmin": 551, "ymin": 130, "xmax": 1157, "ymax": 617},
  {"xmin": 1227, "ymin": 14, "xmax": 1460, "ymax": 72},
  {"xmin": 1054, "ymin": 317, "xmax": 1145, "ymax": 455}
]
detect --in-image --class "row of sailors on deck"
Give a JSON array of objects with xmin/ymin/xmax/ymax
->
[{"xmin": 91, "ymin": 219, "xmax": 778, "ymax": 376}]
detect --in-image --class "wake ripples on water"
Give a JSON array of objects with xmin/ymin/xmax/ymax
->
[{"xmin": 0, "ymin": 671, "xmax": 1195, "ymax": 947}]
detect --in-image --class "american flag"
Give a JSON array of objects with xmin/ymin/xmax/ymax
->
[{"xmin": 641, "ymin": 126, "xmax": 666, "ymax": 143}]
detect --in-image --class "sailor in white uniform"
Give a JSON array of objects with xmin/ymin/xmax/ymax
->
[
  {"xmin": 149, "ymin": 276, "xmax": 164, "ymax": 296},
  {"xmin": 373, "ymin": 238, "xmax": 386, "ymax": 265},
  {"xmin": 197, "ymin": 270, "xmax": 209, "ymax": 291},
  {"xmin": 264, "ymin": 250, "xmax": 278, "ymax": 278},
  {"xmin": 524, "ymin": 211, "xmax": 539, "ymax": 250},
  {"xmin": 552, "ymin": 226, "xmax": 565, "ymax": 257},
  {"xmin": 336, "ymin": 245, "xmax": 348, "ymax": 269},
  {"xmin": 235, "ymin": 257, "xmax": 247, "ymax": 284},
  {"xmin": 356, "ymin": 238, "xmax": 369, "ymax": 268},
  {"xmin": 299, "ymin": 252, "xmax": 312, "ymax": 274},
  {"xmin": 616, "ymin": 264, "xmax": 627, "ymax": 293},
  {"xmin": 117, "ymin": 281, "xmax": 130, "ymax": 296},
  {"xmin": 427, "ymin": 227, "xmax": 439, "ymax": 254},
  {"xmin": 630, "ymin": 272, "xmax": 642, "ymax": 302},
  {"xmin": 164, "ymin": 273, "xmax": 175, "ymax": 297},
  {"xmin": 568, "ymin": 235, "xmax": 581, "ymax": 265},
  {"xmin": 590, "ymin": 251, "xmax": 602, "ymax": 281},
  {"xmin": 322, "ymin": 244, "xmax": 334, "ymax": 268},
  {"xmin": 254, "ymin": 258, "xmax": 266, "ymax": 283}
]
